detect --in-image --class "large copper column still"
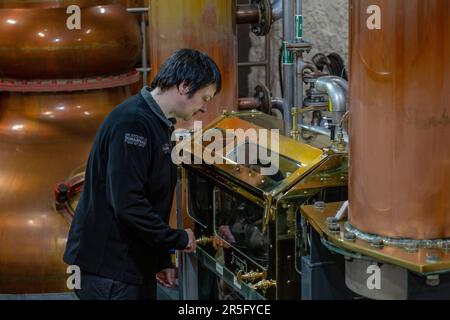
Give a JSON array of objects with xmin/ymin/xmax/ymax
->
[
  {"xmin": 349, "ymin": 0, "xmax": 450, "ymax": 239},
  {"xmin": 148, "ymin": 0, "xmax": 238, "ymax": 230},
  {"xmin": 0, "ymin": 2, "xmax": 140, "ymax": 293},
  {"xmin": 148, "ymin": 0, "xmax": 238, "ymax": 129}
]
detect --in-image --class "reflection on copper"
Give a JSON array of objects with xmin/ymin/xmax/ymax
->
[
  {"xmin": 238, "ymin": 97, "xmax": 260, "ymax": 110},
  {"xmin": 0, "ymin": 0, "xmax": 118, "ymax": 9},
  {"xmin": 0, "ymin": 88, "xmax": 131, "ymax": 293},
  {"xmin": 0, "ymin": 0, "xmax": 148, "ymax": 7},
  {"xmin": 0, "ymin": 5, "xmax": 141, "ymax": 79},
  {"xmin": 349, "ymin": 0, "xmax": 450, "ymax": 239},
  {"xmin": 149, "ymin": 0, "xmax": 238, "ymax": 131}
]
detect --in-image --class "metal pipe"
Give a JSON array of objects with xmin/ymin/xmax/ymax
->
[
  {"xmin": 329, "ymin": 76, "xmax": 349, "ymax": 93},
  {"xmin": 271, "ymin": 98, "xmax": 290, "ymax": 136},
  {"xmin": 236, "ymin": 4, "xmax": 260, "ymax": 24},
  {"xmin": 300, "ymin": 124, "xmax": 349, "ymax": 144},
  {"xmin": 271, "ymin": 0, "xmax": 283, "ymax": 21},
  {"xmin": 140, "ymin": 12, "xmax": 148, "ymax": 86},
  {"xmin": 295, "ymin": 0, "xmax": 303, "ymax": 41},
  {"xmin": 238, "ymin": 97, "xmax": 260, "ymax": 110},
  {"xmin": 126, "ymin": 7, "xmax": 149, "ymax": 86},
  {"xmin": 136, "ymin": 67, "xmax": 151, "ymax": 72},
  {"xmin": 294, "ymin": 60, "xmax": 317, "ymax": 124},
  {"xmin": 296, "ymin": 59, "xmax": 306, "ymax": 124},
  {"xmin": 126, "ymin": 7, "xmax": 149, "ymax": 13},
  {"xmin": 282, "ymin": 0, "xmax": 295, "ymax": 137},
  {"xmin": 265, "ymin": 31, "xmax": 271, "ymax": 87},
  {"xmin": 271, "ymin": 107, "xmax": 283, "ymax": 120},
  {"xmin": 283, "ymin": 66, "xmax": 294, "ymax": 136},
  {"xmin": 294, "ymin": 0, "xmax": 305, "ymax": 130},
  {"xmin": 238, "ymin": 61, "xmax": 268, "ymax": 67},
  {"xmin": 237, "ymin": 1, "xmax": 283, "ymax": 24},
  {"xmin": 315, "ymin": 76, "xmax": 348, "ymax": 126}
]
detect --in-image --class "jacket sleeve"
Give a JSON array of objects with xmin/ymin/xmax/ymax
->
[{"xmin": 106, "ymin": 120, "xmax": 188, "ymax": 251}]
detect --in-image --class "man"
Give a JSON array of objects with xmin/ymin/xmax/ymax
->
[{"xmin": 63, "ymin": 49, "xmax": 222, "ymax": 300}]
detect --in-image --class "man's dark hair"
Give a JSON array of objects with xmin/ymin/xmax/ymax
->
[{"xmin": 150, "ymin": 48, "xmax": 222, "ymax": 98}]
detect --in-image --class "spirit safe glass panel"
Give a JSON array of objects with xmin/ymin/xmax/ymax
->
[
  {"xmin": 186, "ymin": 170, "xmax": 213, "ymax": 228},
  {"xmin": 213, "ymin": 186, "xmax": 269, "ymax": 269}
]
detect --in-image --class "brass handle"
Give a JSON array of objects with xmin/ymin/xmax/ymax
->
[
  {"xmin": 249, "ymin": 279, "xmax": 277, "ymax": 291},
  {"xmin": 237, "ymin": 270, "xmax": 267, "ymax": 284},
  {"xmin": 196, "ymin": 236, "xmax": 213, "ymax": 245}
]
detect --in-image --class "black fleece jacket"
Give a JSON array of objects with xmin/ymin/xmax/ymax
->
[{"xmin": 63, "ymin": 87, "xmax": 188, "ymax": 285}]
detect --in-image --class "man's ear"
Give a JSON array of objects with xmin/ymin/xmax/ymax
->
[{"xmin": 178, "ymin": 81, "xmax": 190, "ymax": 95}]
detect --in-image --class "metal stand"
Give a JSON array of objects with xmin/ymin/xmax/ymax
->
[{"xmin": 176, "ymin": 168, "xmax": 199, "ymax": 300}]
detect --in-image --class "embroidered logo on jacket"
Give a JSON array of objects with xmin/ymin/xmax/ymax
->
[{"xmin": 124, "ymin": 133, "xmax": 147, "ymax": 148}]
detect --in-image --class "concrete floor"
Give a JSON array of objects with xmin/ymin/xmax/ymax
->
[
  {"xmin": 0, "ymin": 293, "xmax": 78, "ymax": 300},
  {"xmin": 0, "ymin": 285, "xmax": 178, "ymax": 300}
]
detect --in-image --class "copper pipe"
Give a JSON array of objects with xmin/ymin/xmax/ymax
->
[
  {"xmin": 0, "ymin": 5, "xmax": 141, "ymax": 79},
  {"xmin": 236, "ymin": 4, "xmax": 260, "ymax": 24},
  {"xmin": 238, "ymin": 97, "xmax": 260, "ymax": 110},
  {"xmin": 237, "ymin": 0, "xmax": 282, "ymax": 24},
  {"xmin": 349, "ymin": 0, "xmax": 450, "ymax": 239}
]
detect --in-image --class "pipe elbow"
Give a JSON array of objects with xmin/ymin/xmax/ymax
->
[
  {"xmin": 315, "ymin": 76, "xmax": 348, "ymax": 113},
  {"xmin": 271, "ymin": 0, "xmax": 283, "ymax": 21}
]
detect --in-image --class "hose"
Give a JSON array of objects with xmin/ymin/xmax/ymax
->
[{"xmin": 312, "ymin": 52, "xmax": 348, "ymax": 80}]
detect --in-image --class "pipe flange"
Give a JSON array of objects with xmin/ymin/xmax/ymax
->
[
  {"xmin": 254, "ymin": 84, "xmax": 272, "ymax": 114},
  {"xmin": 251, "ymin": 0, "xmax": 272, "ymax": 36},
  {"xmin": 344, "ymin": 222, "xmax": 450, "ymax": 252},
  {"xmin": 303, "ymin": 72, "xmax": 329, "ymax": 84},
  {"xmin": 303, "ymin": 100, "xmax": 329, "ymax": 108}
]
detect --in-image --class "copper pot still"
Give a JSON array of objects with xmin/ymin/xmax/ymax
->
[
  {"xmin": 349, "ymin": 0, "xmax": 450, "ymax": 239},
  {"xmin": 0, "ymin": 4, "xmax": 141, "ymax": 79},
  {"xmin": 0, "ymin": 89, "xmax": 132, "ymax": 294},
  {"xmin": 0, "ymin": 0, "xmax": 140, "ymax": 294},
  {"xmin": 0, "ymin": 0, "xmax": 148, "ymax": 9},
  {"xmin": 0, "ymin": 0, "xmax": 118, "ymax": 9}
]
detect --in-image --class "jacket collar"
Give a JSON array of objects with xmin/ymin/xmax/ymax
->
[{"xmin": 140, "ymin": 86, "xmax": 176, "ymax": 129}]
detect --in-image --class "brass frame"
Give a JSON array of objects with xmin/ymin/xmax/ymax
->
[{"xmin": 302, "ymin": 202, "xmax": 450, "ymax": 274}]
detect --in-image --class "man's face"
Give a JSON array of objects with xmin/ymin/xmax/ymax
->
[{"xmin": 176, "ymin": 84, "xmax": 217, "ymax": 121}]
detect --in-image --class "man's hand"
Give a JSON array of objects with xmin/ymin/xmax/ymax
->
[
  {"xmin": 182, "ymin": 228, "xmax": 196, "ymax": 253},
  {"xmin": 156, "ymin": 268, "xmax": 176, "ymax": 288}
]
